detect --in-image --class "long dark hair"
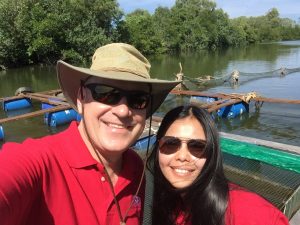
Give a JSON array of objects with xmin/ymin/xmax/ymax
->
[{"xmin": 147, "ymin": 105, "xmax": 229, "ymax": 225}]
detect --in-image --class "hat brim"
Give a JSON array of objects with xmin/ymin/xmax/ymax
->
[{"xmin": 57, "ymin": 60, "xmax": 180, "ymax": 117}]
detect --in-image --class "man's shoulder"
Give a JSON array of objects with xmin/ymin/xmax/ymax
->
[{"xmin": 1, "ymin": 122, "xmax": 77, "ymax": 153}]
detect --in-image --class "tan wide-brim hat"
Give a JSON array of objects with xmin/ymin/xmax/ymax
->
[{"xmin": 57, "ymin": 43, "xmax": 180, "ymax": 118}]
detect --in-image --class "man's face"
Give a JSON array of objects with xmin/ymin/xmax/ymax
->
[{"xmin": 77, "ymin": 77, "xmax": 148, "ymax": 157}]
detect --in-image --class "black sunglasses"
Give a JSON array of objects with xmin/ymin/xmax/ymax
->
[
  {"xmin": 158, "ymin": 136, "xmax": 207, "ymax": 157},
  {"xmin": 84, "ymin": 83, "xmax": 150, "ymax": 110}
]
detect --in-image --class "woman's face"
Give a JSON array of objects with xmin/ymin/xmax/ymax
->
[{"xmin": 158, "ymin": 116, "xmax": 207, "ymax": 189}]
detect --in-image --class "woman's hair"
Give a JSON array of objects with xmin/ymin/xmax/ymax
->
[{"xmin": 147, "ymin": 105, "xmax": 229, "ymax": 225}]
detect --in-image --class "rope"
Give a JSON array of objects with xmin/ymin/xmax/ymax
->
[{"xmin": 220, "ymin": 92, "xmax": 259, "ymax": 103}]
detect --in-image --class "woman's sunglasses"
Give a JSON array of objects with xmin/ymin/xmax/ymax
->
[
  {"xmin": 84, "ymin": 83, "xmax": 150, "ymax": 110},
  {"xmin": 158, "ymin": 136, "xmax": 207, "ymax": 157}
]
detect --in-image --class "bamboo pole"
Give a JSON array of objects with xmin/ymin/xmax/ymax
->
[
  {"xmin": 171, "ymin": 89, "xmax": 300, "ymax": 104},
  {"xmin": 25, "ymin": 92, "xmax": 66, "ymax": 102},
  {"xmin": 254, "ymin": 97, "xmax": 300, "ymax": 104},
  {"xmin": 0, "ymin": 105, "xmax": 71, "ymax": 124},
  {"xmin": 22, "ymin": 93, "xmax": 69, "ymax": 106}
]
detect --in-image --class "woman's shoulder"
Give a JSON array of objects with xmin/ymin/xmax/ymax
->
[
  {"xmin": 226, "ymin": 184, "xmax": 289, "ymax": 225},
  {"xmin": 228, "ymin": 184, "xmax": 270, "ymax": 206}
]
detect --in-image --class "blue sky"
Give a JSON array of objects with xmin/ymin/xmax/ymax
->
[{"xmin": 118, "ymin": 0, "xmax": 300, "ymax": 22}]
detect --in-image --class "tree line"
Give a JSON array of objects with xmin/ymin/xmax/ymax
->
[{"xmin": 0, "ymin": 0, "xmax": 299, "ymax": 68}]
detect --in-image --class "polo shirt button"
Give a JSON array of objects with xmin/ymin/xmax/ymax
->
[{"xmin": 100, "ymin": 176, "xmax": 106, "ymax": 182}]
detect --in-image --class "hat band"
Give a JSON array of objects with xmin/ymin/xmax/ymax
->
[{"xmin": 92, "ymin": 67, "xmax": 150, "ymax": 79}]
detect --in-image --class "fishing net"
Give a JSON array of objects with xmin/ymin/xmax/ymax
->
[
  {"xmin": 180, "ymin": 67, "xmax": 300, "ymax": 90},
  {"xmin": 221, "ymin": 138, "xmax": 300, "ymax": 219}
]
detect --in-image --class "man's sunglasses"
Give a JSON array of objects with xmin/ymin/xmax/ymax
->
[
  {"xmin": 84, "ymin": 83, "xmax": 150, "ymax": 110},
  {"xmin": 158, "ymin": 136, "xmax": 207, "ymax": 157}
]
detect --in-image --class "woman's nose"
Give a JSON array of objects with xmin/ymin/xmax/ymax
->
[{"xmin": 175, "ymin": 143, "xmax": 191, "ymax": 161}]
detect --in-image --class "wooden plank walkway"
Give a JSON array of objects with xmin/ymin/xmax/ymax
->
[
  {"xmin": 1, "ymin": 89, "xmax": 299, "ymax": 125},
  {"xmin": 0, "ymin": 105, "xmax": 71, "ymax": 124},
  {"xmin": 171, "ymin": 89, "xmax": 300, "ymax": 105},
  {"xmin": 0, "ymin": 90, "xmax": 71, "ymax": 124}
]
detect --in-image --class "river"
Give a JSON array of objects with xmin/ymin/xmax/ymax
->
[{"xmin": 1, "ymin": 40, "xmax": 300, "ymax": 147}]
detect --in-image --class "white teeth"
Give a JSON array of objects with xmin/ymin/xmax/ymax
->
[
  {"xmin": 174, "ymin": 168, "xmax": 189, "ymax": 174},
  {"xmin": 108, "ymin": 123, "xmax": 125, "ymax": 129}
]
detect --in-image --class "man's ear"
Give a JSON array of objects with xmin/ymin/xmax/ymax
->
[{"xmin": 77, "ymin": 87, "xmax": 85, "ymax": 114}]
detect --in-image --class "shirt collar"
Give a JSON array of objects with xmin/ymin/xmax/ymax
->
[
  {"xmin": 58, "ymin": 121, "xmax": 143, "ymax": 177},
  {"xmin": 58, "ymin": 121, "xmax": 97, "ymax": 168}
]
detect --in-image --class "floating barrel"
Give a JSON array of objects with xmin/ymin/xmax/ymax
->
[
  {"xmin": 5, "ymin": 107, "xmax": 32, "ymax": 118},
  {"xmin": 217, "ymin": 102, "xmax": 249, "ymax": 119},
  {"xmin": 41, "ymin": 101, "xmax": 79, "ymax": 126},
  {"xmin": 76, "ymin": 113, "xmax": 82, "ymax": 122},
  {"xmin": 41, "ymin": 102, "xmax": 54, "ymax": 124},
  {"xmin": 190, "ymin": 96, "xmax": 217, "ymax": 104},
  {"xmin": 48, "ymin": 109, "xmax": 78, "ymax": 127},
  {"xmin": 2, "ymin": 98, "xmax": 32, "ymax": 111},
  {"xmin": 132, "ymin": 135, "xmax": 156, "ymax": 151},
  {"xmin": 0, "ymin": 125, "xmax": 4, "ymax": 140}
]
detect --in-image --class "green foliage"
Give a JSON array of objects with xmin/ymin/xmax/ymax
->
[
  {"xmin": 152, "ymin": 0, "xmax": 232, "ymax": 52},
  {"xmin": 0, "ymin": 0, "xmax": 29, "ymax": 66},
  {"xmin": 1, "ymin": 0, "xmax": 300, "ymax": 67},
  {"xmin": 0, "ymin": 0, "xmax": 122, "ymax": 67},
  {"xmin": 122, "ymin": 10, "xmax": 163, "ymax": 55}
]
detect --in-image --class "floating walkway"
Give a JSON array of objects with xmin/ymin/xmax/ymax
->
[
  {"xmin": 1, "ymin": 89, "xmax": 300, "ymax": 141},
  {"xmin": 0, "ymin": 89, "xmax": 72, "ymax": 124},
  {"xmin": 171, "ymin": 89, "xmax": 300, "ymax": 118},
  {"xmin": 0, "ymin": 89, "xmax": 80, "ymax": 140}
]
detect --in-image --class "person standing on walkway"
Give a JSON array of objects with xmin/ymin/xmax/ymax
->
[
  {"xmin": 147, "ymin": 105, "xmax": 289, "ymax": 225},
  {"xmin": 0, "ymin": 43, "xmax": 180, "ymax": 225}
]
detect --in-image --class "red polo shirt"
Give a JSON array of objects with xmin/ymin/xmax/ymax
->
[
  {"xmin": 0, "ymin": 122, "xmax": 145, "ymax": 225},
  {"xmin": 175, "ymin": 186, "xmax": 289, "ymax": 225},
  {"xmin": 225, "ymin": 188, "xmax": 289, "ymax": 225}
]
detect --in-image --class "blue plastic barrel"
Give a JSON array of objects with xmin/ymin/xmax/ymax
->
[
  {"xmin": 41, "ymin": 102, "xmax": 54, "ymax": 124},
  {"xmin": 132, "ymin": 135, "xmax": 156, "ymax": 151},
  {"xmin": 5, "ymin": 107, "xmax": 32, "ymax": 118},
  {"xmin": 48, "ymin": 109, "xmax": 78, "ymax": 127},
  {"xmin": 76, "ymin": 113, "xmax": 82, "ymax": 122},
  {"xmin": 41, "ymin": 102, "xmax": 54, "ymax": 110},
  {"xmin": 0, "ymin": 125, "xmax": 4, "ymax": 140},
  {"xmin": 217, "ymin": 102, "xmax": 249, "ymax": 119},
  {"xmin": 3, "ymin": 98, "xmax": 32, "ymax": 111},
  {"xmin": 190, "ymin": 96, "xmax": 217, "ymax": 104}
]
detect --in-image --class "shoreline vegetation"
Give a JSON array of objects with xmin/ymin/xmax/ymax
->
[{"xmin": 0, "ymin": 0, "xmax": 299, "ymax": 68}]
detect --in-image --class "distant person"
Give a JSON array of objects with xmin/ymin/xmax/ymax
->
[
  {"xmin": 0, "ymin": 43, "xmax": 180, "ymax": 225},
  {"xmin": 147, "ymin": 105, "xmax": 289, "ymax": 225}
]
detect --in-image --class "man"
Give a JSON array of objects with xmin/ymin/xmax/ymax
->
[{"xmin": 0, "ymin": 43, "xmax": 180, "ymax": 225}]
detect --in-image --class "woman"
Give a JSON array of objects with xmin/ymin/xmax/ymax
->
[{"xmin": 147, "ymin": 105, "xmax": 289, "ymax": 225}]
